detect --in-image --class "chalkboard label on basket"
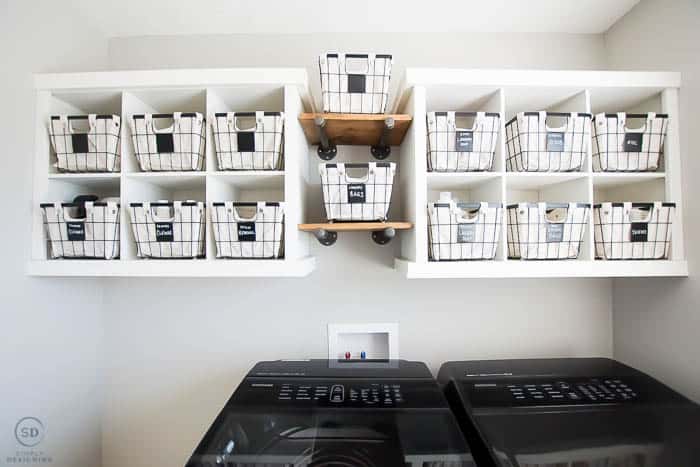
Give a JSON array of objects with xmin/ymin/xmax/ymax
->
[
  {"xmin": 237, "ymin": 132, "xmax": 256, "ymax": 152},
  {"xmin": 457, "ymin": 223, "xmax": 476, "ymax": 243},
  {"xmin": 237, "ymin": 222, "xmax": 256, "ymax": 242},
  {"xmin": 66, "ymin": 222, "xmax": 85, "ymax": 241},
  {"xmin": 156, "ymin": 133, "xmax": 175, "ymax": 153},
  {"xmin": 631, "ymin": 222, "xmax": 649, "ymax": 242},
  {"xmin": 347, "ymin": 183, "xmax": 366, "ymax": 203},
  {"xmin": 623, "ymin": 133, "xmax": 644, "ymax": 152},
  {"xmin": 455, "ymin": 131, "xmax": 474, "ymax": 152},
  {"xmin": 546, "ymin": 223, "xmax": 565, "ymax": 243},
  {"xmin": 71, "ymin": 133, "xmax": 89, "ymax": 154},
  {"xmin": 347, "ymin": 74, "xmax": 366, "ymax": 93},
  {"xmin": 546, "ymin": 132, "xmax": 565, "ymax": 152},
  {"xmin": 155, "ymin": 222, "xmax": 174, "ymax": 242}
]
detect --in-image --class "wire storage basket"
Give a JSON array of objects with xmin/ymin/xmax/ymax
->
[
  {"xmin": 428, "ymin": 199, "xmax": 503, "ymax": 261},
  {"xmin": 507, "ymin": 202, "xmax": 590, "ymax": 260},
  {"xmin": 129, "ymin": 113, "xmax": 205, "ymax": 171},
  {"xmin": 41, "ymin": 201, "xmax": 120, "ymax": 259},
  {"xmin": 506, "ymin": 112, "xmax": 591, "ymax": 172},
  {"xmin": 49, "ymin": 114, "xmax": 121, "ymax": 172},
  {"xmin": 320, "ymin": 162, "xmax": 396, "ymax": 221},
  {"xmin": 129, "ymin": 201, "xmax": 205, "ymax": 258},
  {"xmin": 427, "ymin": 111, "xmax": 500, "ymax": 172},
  {"xmin": 592, "ymin": 113, "xmax": 668, "ymax": 172},
  {"xmin": 319, "ymin": 53, "xmax": 393, "ymax": 114},
  {"xmin": 211, "ymin": 111, "xmax": 284, "ymax": 171},
  {"xmin": 594, "ymin": 202, "xmax": 675, "ymax": 260},
  {"xmin": 211, "ymin": 202, "xmax": 285, "ymax": 259}
]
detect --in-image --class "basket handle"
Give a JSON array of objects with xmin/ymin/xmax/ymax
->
[
  {"xmin": 543, "ymin": 111, "xmax": 576, "ymax": 132},
  {"xmin": 452, "ymin": 201, "xmax": 485, "ymax": 223},
  {"xmin": 64, "ymin": 114, "xmax": 97, "ymax": 134},
  {"xmin": 448, "ymin": 111, "xmax": 486, "ymax": 131},
  {"xmin": 620, "ymin": 112, "xmax": 654, "ymax": 133},
  {"xmin": 228, "ymin": 201, "xmax": 265, "ymax": 222},
  {"xmin": 337, "ymin": 162, "xmax": 374, "ymax": 183},
  {"xmin": 227, "ymin": 111, "xmax": 263, "ymax": 132},
  {"xmin": 626, "ymin": 202, "xmax": 654, "ymax": 223},
  {"xmin": 144, "ymin": 201, "xmax": 180, "ymax": 222},
  {"xmin": 341, "ymin": 53, "xmax": 373, "ymax": 75},
  {"xmin": 540, "ymin": 202, "xmax": 572, "ymax": 224},
  {"xmin": 147, "ymin": 112, "xmax": 181, "ymax": 134}
]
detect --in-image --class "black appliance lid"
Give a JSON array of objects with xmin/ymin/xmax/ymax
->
[
  {"xmin": 471, "ymin": 404, "xmax": 700, "ymax": 467},
  {"xmin": 186, "ymin": 408, "xmax": 475, "ymax": 467},
  {"xmin": 248, "ymin": 359, "xmax": 434, "ymax": 380},
  {"xmin": 438, "ymin": 358, "xmax": 700, "ymax": 467}
]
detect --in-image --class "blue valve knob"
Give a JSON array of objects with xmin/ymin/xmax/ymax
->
[{"xmin": 360, "ymin": 351, "xmax": 366, "ymax": 360}]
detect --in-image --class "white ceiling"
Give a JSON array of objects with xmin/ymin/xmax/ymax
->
[{"xmin": 65, "ymin": 0, "xmax": 639, "ymax": 37}]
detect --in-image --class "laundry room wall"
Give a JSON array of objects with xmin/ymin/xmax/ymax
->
[
  {"xmin": 0, "ymin": 3, "xmax": 108, "ymax": 467},
  {"xmin": 605, "ymin": 0, "xmax": 700, "ymax": 403},
  {"xmin": 101, "ymin": 33, "xmax": 614, "ymax": 467}
]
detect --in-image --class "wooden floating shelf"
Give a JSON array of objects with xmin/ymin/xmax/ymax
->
[
  {"xmin": 299, "ymin": 221, "xmax": 413, "ymax": 232},
  {"xmin": 299, "ymin": 221, "xmax": 413, "ymax": 246},
  {"xmin": 299, "ymin": 113, "xmax": 412, "ymax": 147}
]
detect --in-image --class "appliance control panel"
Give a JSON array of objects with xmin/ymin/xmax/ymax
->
[
  {"xmin": 237, "ymin": 378, "xmax": 443, "ymax": 409},
  {"xmin": 467, "ymin": 378, "xmax": 643, "ymax": 408}
]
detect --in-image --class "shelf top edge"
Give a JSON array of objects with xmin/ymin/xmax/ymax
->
[
  {"xmin": 401, "ymin": 68, "xmax": 681, "ymax": 89},
  {"xmin": 33, "ymin": 67, "xmax": 309, "ymax": 90}
]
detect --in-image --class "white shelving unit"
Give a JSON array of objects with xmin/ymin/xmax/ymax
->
[
  {"xmin": 28, "ymin": 69, "xmax": 315, "ymax": 277},
  {"xmin": 394, "ymin": 69, "xmax": 688, "ymax": 278}
]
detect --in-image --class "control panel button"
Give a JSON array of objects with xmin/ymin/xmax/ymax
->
[{"xmin": 330, "ymin": 384, "xmax": 344, "ymax": 403}]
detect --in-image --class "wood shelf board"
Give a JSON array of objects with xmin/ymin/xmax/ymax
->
[
  {"xmin": 592, "ymin": 172, "xmax": 666, "ymax": 187},
  {"xmin": 299, "ymin": 221, "xmax": 413, "ymax": 232},
  {"xmin": 299, "ymin": 113, "xmax": 412, "ymax": 146}
]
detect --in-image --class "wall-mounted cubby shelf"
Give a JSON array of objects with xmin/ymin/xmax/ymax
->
[
  {"xmin": 28, "ymin": 68, "xmax": 316, "ymax": 277},
  {"xmin": 299, "ymin": 221, "xmax": 413, "ymax": 246},
  {"xmin": 393, "ymin": 69, "xmax": 688, "ymax": 278}
]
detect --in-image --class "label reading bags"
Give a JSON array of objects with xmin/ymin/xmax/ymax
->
[
  {"xmin": 347, "ymin": 74, "xmax": 366, "ymax": 93},
  {"xmin": 237, "ymin": 132, "xmax": 256, "ymax": 152},
  {"xmin": 546, "ymin": 223, "xmax": 565, "ymax": 243},
  {"xmin": 546, "ymin": 132, "xmax": 565, "ymax": 152},
  {"xmin": 71, "ymin": 133, "xmax": 90, "ymax": 153},
  {"xmin": 237, "ymin": 222, "xmax": 256, "ymax": 242},
  {"xmin": 631, "ymin": 222, "xmax": 649, "ymax": 242},
  {"xmin": 347, "ymin": 183, "xmax": 366, "ymax": 203},
  {"xmin": 455, "ymin": 131, "xmax": 474, "ymax": 152},
  {"xmin": 156, "ymin": 133, "xmax": 175, "ymax": 153},
  {"xmin": 623, "ymin": 133, "xmax": 644, "ymax": 152},
  {"xmin": 457, "ymin": 223, "xmax": 476, "ymax": 243},
  {"xmin": 155, "ymin": 222, "xmax": 174, "ymax": 242},
  {"xmin": 66, "ymin": 222, "xmax": 86, "ymax": 241}
]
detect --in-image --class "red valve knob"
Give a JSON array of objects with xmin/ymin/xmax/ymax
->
[{"xmin": 345, "ymin": 352, "xmax": 351, "ymax": 360}]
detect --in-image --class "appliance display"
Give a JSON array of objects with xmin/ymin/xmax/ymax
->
[
  {"xmin": 438, "ymin": 358, "xmax": 700, "ymax": 467},
  {"xmin": 186, "ymin": 359, "xmax": 474, "ymax": 467}
]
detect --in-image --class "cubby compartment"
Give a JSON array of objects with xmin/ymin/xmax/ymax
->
[
  {"xmin": 123, "ymin": 173, "xmax": 206, "ymax": 260},
  {"xmin": 47, "ymin": 91, "xmax": 123, "ymax": 174},
  {"xmin": 425, "ymin": 86, "xmax": 504, "ymax": 172},
  {"xmin": 427, "ymin": 174, "xmax": 505, "ymax": 260},
  {"xmin": 589, "ymin": 87, "xmax": 667, "ymax": 173},
  {"xmin": 206, "ymin": 173, "xmax": 285, "ymax": 259},
  {"xmin": 122, "ymin": 88, "xmax": 207, "ymax": 173},
  {"xmin": 506, "ymin": 176, "xmax": 592, "ymax": 260},
  {"xmin": 206, "ymin": 86, "xmax": 285, "ymax": 172},
  {"xmin": 504, "ymin": 88, "xmax": 590, "ymax": 173}
]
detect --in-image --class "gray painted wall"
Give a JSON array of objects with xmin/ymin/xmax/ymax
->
[{"xmin": 605, "ymin": 0, "xmax": 700, "ymax": 403}]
